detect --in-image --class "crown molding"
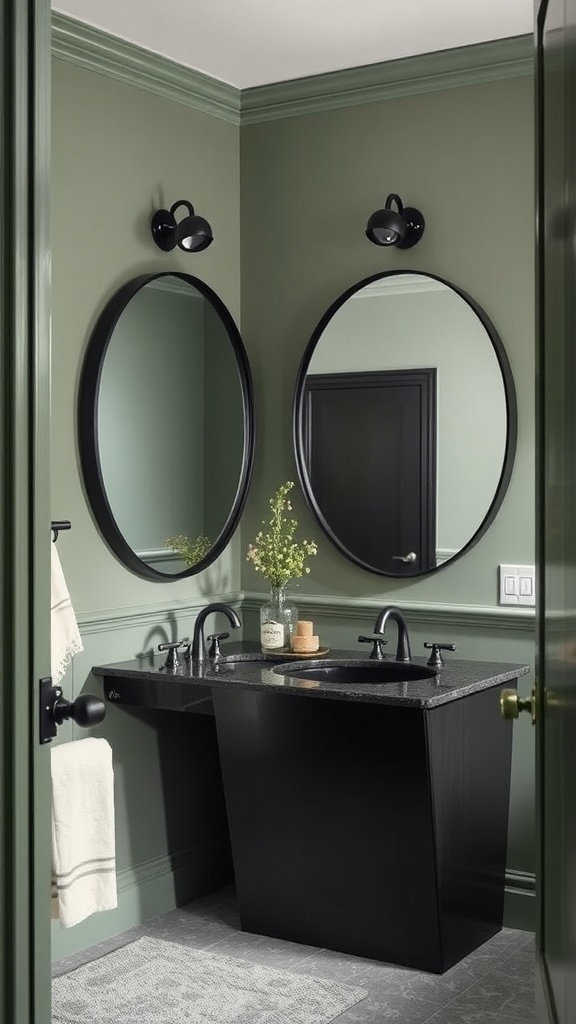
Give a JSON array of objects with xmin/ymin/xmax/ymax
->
[
  {"xmin": 356, "ymin": 276, "xmax": 446, "ymax": 299},
  {"xmin": 241, "ymin": 34, "xmax": 534, "ymax": 124},
  {"xmin": 51, "ymin": 12, "xmax": 241, "ymax": 125},
  {"xmin": 51, "ymin": 15, "xmax": 532, "ymax": 128},
  {"xmin": 147, "ymin": 277, "xmax": 203, "ymax": 299}
]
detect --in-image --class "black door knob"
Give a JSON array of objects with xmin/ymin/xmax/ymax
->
[
  {"xmin": 54, "ymin": 693, "xmax": 106, "ymax": 728},
  {"xmin": 39, "ymin": 678, "xmax": 107, "ymax": 743}
]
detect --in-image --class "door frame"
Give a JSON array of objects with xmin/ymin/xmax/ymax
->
[
  {"xmin": 535, "ymin": 0, "xmax": 575, "ymax": 1018},
  {"xmin": 535, "ymin": 0, "xmax": 549, "ymax": 1013},
  {"xmin": 0, "ymin": 0, "xmax": 52, "ymax": 1020}
]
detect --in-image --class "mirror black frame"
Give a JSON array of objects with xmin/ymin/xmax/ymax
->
[
  {"xmin": 293, "ymin": 269, "xmax": 518, "ymax": 579},
  {"xmin": 78, "ymin": 272, "xmax": 255, "ymax": 581}
]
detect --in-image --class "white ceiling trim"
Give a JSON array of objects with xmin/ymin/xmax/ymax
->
[
  {"xmin": 51, "ymin": 0, "xmax": 534, "ymax": 90},
  {"xmin": 51, "ymin": 14, "xmax": 533, "ymax": 127},
  {"xmin": 51, "ymin": 12, "xmax": 241, "ymax": 124}
]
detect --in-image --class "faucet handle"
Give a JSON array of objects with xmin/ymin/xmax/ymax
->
[
  {"xmin": 424, "ymin": 642, "xmax": 456, "ymax": 668},
  {"xmin": 158, "ymin": 639, "xmax": 189, "ymax": 670},
  {"xmin": 207, "ymin": 632, "xmax": 230, "ymax": 658},
  {"xmin": 358, "ymin": 634, "xmax": 389, "ymax": 660}
]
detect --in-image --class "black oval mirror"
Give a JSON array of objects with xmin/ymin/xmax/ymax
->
[
  {"xmin": 78, "ymin": 272, "xmax": 255, "ymax": 580},
  {"xmin": 293, "ymin": 270, "xmax": 517, "ymax": 578}
]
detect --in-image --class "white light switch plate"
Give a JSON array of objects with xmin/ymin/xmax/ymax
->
[{"xmin": 498, "ymin": 565, "xmax": 536, "ymax": 606}]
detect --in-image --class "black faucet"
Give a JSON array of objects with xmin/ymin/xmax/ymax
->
[
  {"xmin": 190, "ymin": 603, "xmax": 241, "ymax": 664},
  {"xmin": 372, "ymin": 606, "xmax": 412, "ymax": 663}
]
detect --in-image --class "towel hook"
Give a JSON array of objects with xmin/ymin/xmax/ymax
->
[
  {"xmin": 51, "ymin": 520, "xmax": 72, "ymax": 542},
  {"xmin": 39, "ymin": 678, "xmax": 106, "ymax": 744}
]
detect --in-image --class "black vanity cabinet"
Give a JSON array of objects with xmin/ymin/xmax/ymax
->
[
  {"xmin": 94, "ymin": 650, "xmax": 528, "ymax": 974},
  {"xmin": 212, "ymin": 682, "xmax": 513, "ymax": 974}
]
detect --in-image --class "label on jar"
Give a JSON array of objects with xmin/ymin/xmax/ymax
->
[{"xmin": 261, "ymin": 619, "xmax": 285, "ymax": 649}]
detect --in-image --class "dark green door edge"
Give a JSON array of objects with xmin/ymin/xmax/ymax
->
[{"xmin": 0, "ymin": 0, "xmax": 52, "ymax": 1021}]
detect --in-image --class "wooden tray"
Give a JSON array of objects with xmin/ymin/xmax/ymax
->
[{"xmin": 275, "ymin": 646, "xmax": 330, "ymax": 659}]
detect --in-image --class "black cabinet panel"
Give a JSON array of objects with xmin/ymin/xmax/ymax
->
[{"xmin": 214, "ymin": 685, "xmax": 514, "ymax": 973}]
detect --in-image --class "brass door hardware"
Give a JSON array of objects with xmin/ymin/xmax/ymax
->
[{"xmin": 500, "ymin": 687, "xmax": 536, "ymax": 725}]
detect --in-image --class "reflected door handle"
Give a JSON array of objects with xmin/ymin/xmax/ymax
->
[{"xmin": 391, "ymin": 551, "xmax": 417, "ymax": 564}]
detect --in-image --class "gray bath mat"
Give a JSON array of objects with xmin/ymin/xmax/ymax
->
[{"xmin": 52, "ymin": 935, "xmax": 367, "ymax": 1024}]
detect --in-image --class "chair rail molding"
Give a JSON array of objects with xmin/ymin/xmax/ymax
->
[
  {"xmin": 242, "ymin": 592, "xmax": 536, "ymax": 633},
  {"xmin": 77, "ymin": 592, "xmax": 245, "ymax": 636}
]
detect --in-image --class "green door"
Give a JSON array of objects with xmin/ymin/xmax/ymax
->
[
  {"xmin": 536, "ymin": 0, "xmax": 576, "ymax": 1019},
  {"xmin": 0, "ymin": 0, "xmax": 52, "ymax": 1021}
]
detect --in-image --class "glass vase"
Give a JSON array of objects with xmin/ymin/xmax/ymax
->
[{"xmin": 260, "ymin": 586, "xmax": 298, "ymax": 652}]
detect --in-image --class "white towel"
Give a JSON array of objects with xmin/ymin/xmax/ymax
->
[
  {"xmin": 51, "ymin": 542, "xmax": 84, "ymax": 684},
  {"xmin": 51, "ymin": 737, "xmax": 118, "ymax": 928}
]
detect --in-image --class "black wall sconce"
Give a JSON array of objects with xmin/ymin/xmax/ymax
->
[
  {"xmin": 151, "ymin": 199, "xmax": 213, "ymax": 252},
  {"xmin": 365, "ymin": 193, "xmax": 425, "ymax": 249}
]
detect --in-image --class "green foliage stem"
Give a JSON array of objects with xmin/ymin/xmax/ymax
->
[
  {"xmin": 246, "ymin": 481, "xmax": 318, "ymax": 587},
  {"xmin": 166, "ymin": 534, "xmax": 212, "ymax": 567}
]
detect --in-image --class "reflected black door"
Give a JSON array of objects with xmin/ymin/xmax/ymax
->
[{"xmin": 303, "ymin": 369, "xmax": 436, "ymax": 574}]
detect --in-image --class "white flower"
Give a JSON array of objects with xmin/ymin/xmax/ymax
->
[{"xmin": 246, "ymin": 481, "xmax": 318, "ymax": 587}]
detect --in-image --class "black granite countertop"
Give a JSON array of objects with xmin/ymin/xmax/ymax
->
[{"xmin": 92, "ymin": 641, "xmax": 531, "ymax": 710}]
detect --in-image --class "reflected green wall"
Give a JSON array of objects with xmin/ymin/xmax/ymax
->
[
  {"xmin": 203, "ymin": 302, "xmax": 246, "ymax": 537},
  {"xmin": 51, "ymin": 42, "xmax": 536, "ymax": 959},
  {"xmin": 98, "ymin": 282, "xmax": 204, "ymax": 556}
]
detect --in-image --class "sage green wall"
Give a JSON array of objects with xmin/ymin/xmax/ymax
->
[
  {"xmin": 240, "ymin": 74, "xmax": 536, "ymax": 926},
  {"xmin": 52, "ymin": 58, "xmax": 242, "ymax": 614},
  {"xmin": 50, "ymin": 52, "xmax": 536, "ymax": 957},
  {"xmin": 50, "ymin": 59, "xmax": 241, "ymax": 958},
  {"xmin": 240, "ymin": 76, "xmax": 534, "ymax": 606}
]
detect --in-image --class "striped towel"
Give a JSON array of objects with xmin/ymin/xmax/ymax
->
[
  {"xmin": 51, "ymin": 542, "xmax": 83, "ymax": 684},
  {"xmin": 51, "ymin": 738, "xmax": 118, "ymax": 928}
]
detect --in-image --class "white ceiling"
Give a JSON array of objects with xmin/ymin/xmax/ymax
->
[{"xmin": 52, "ymin": 0, "xmax": 534, "ymax": 90}]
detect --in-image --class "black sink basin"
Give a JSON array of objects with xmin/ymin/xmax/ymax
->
[{"xmin": 273, "ymin": 659, "xmax": 437, "ymax": 685}]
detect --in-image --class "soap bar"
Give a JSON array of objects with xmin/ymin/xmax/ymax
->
[
  {"xmin": 292, "ymin": 634, "xmax": 320, "ymax": 653},
  {"xmin": 295, "ymin": 620, "xmax": 314, "ymax": 637}
]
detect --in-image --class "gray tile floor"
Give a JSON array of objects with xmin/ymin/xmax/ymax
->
[{"xmin": 53, "ymin": 886, "xmax": 535, "ymax": 1023}]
